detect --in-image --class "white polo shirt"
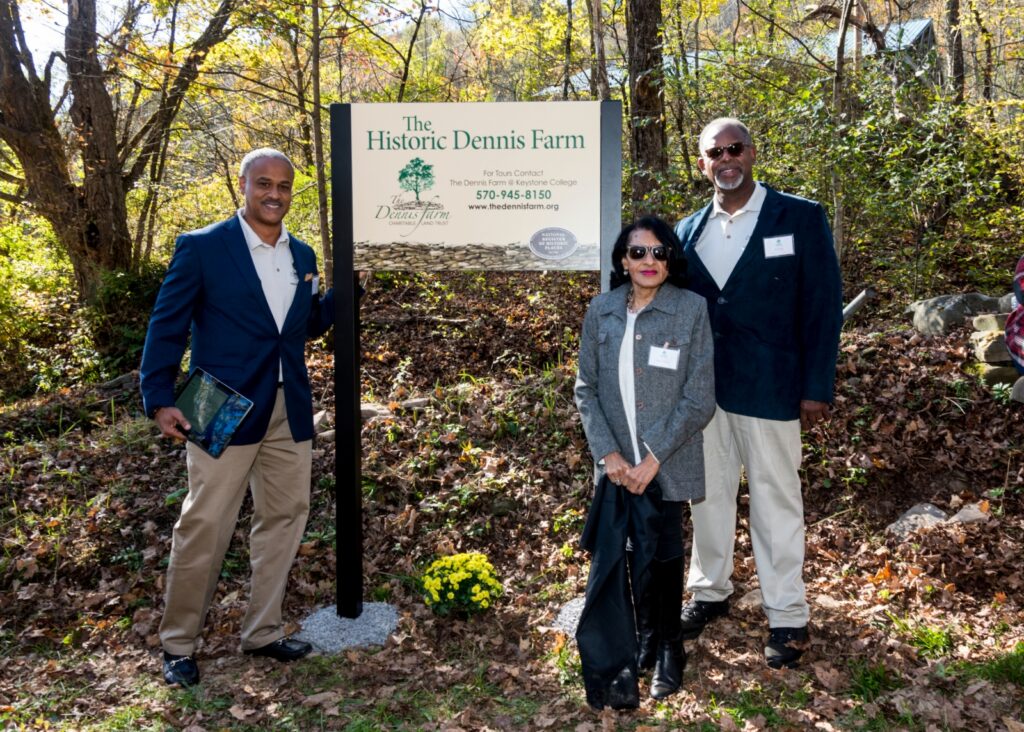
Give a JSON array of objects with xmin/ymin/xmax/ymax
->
[
  {"xmin": 694, "ymin": 182, "xmax": 766, "ymax": 290},
  {"xmin": 237, "ymin": 210, "xmax": 298, "ymax": 379}
]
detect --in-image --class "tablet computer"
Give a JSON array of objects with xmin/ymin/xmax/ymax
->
[{"xmin": 174, "ymin": 368, "xmax": 254, "ymax": 458}]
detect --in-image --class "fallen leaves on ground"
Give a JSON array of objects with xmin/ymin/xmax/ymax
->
[{"xmin": 1, "ymin": 272, "xmax": 1023, "ymax": 730}]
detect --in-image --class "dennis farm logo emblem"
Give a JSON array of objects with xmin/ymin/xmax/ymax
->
[{"xmin": 374, "ymin": 157, "xmax": 449, "ymax": 236}]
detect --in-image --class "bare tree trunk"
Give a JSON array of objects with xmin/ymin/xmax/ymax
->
[
  {"xmin": 135, "ymin": 0, "xmax": 179, "ymax": 268},
  {"xmin": 590, "ymin": 0, "xmax": 610, "ymax": 99},
  {"xmin": 693, "ymin": 0, "xmax": 702, "ymax": 115},
  {"xmin": 853, "ymin": 0, "xmax": 862, "ymax": 67},
  {"xmin": 584, "ymin": 0, "xmax": 598, "ymax": 97},
  {"xmin": 672, "ymin": 9, "xmax": 696, "ymax": 190},
  {"xmin": 946, "ymin": 0, "xmax": 965, "ymax": 103},
  {"xmin": 140, "ymin": 137, "xmax": 170, "ymax": 265},
  {"xmin": 337, "ymin": 30, "xmax": 345, "ymax": 101},
  {"xmin": 311, "ymin": 0, "xmax": 332, "ymax": 285},
  {"xmin": 286, "ymin": 30, "xmax": 314, "ymax": 168},
  {"xmin": 627, "ymin": 0, "xmax": 668, "ymax": 212},
  {"xmin": 969, "ymin": 0, "xmax": 994, "ymax": 113},
  {"xmin": 397, "ymin": 0, "xmax": 428, "ymax": 102},
  {"xmin": 562, "ymin": 0, "xmax": 573, "ymax": 99},
  {"xmin": 831, "ymin": 0, "xmax": 855, "ymax": 264},
  {"xmin": 65, "ymin": 0, "xmax": 134, "ymax": 295}
]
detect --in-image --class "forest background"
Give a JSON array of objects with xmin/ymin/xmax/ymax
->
[
  {"xmin": 2, "ymin": 0, "xmax": 1024, "ymax": 729},
  {"xmin": 1, "ymin": 0, "xmax": 1023, "ymax": 386}
]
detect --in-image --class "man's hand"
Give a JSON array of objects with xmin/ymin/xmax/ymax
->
[
  {"xmin": 622, "ymin": 453, "xmax": 660, "ymax": 495},
  {"xmin": 602, "ymin": 451, "xmax": 631, "ymax": 486},
  {"xmin": 800, "ymin": 400, "xmax": 830, "ymax": 431},
  {"xmin": 155, "ymin": 406, "xmax": 191, "ymax": 441}
]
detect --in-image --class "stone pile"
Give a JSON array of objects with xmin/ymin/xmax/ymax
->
[
  {"xmin": 353, "ymin": 241, "xmax": 600, "ymax": 271},
  {"xmin": 907, "ymin": 292, "xmax": 1014, "ymax": 336},
  {"xmin": 908, "ymin": 291, "xmax": 1024, "ymax": 403},
  {"xmin": 969, "ymin": 312, "xmax": 1021, "ymax": 388}
]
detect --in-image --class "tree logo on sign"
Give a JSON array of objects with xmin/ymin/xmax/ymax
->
[
  {"xmin": 398, "ymin": 158, "xmax": 435, "ymax": 204},
  {"xmin": 372, "ymin": 157, "xmax": 447, "ymax": 234}
]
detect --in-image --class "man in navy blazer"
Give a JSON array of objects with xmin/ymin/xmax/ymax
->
[
  {"xmin": 140, "ymin": 148, "xmax": 334, "ymax": 686},
  {"xmin": 673, "ymin": 119, "xmax": 842, "ymax": 668}
]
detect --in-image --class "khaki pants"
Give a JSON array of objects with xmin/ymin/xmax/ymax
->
[
  {"xmin": 686, "ymin": 407, "xmax": 808, "ymax": 627},
  {"xmin": 159, "ymin": 389, "xmax": 312, "ymax": 654}
]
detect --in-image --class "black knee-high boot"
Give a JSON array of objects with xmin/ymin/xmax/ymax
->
[
  {"xmin": 626, "ymin": 548, "xmax": 659, "ymax": 675},
  {"xmin": 634, "ymin": 569, "xmax": 659, "ymax": 671},
  {"xmin": 650, "ymin": 555, "xmax": 687, "ymax": 699}
]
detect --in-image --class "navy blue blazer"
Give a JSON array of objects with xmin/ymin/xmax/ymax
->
[
  {"xmin": 674, "ymin": 185, "xmax": 843, "ymax": 421},
  {"xmin": 140, "ymin": 216, "xmax": 335, "ymax": 444}
]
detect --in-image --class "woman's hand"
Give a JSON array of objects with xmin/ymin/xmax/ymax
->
[
  {"xmin": 602, "ymin": 451, "xmax": 631, "ymax": 486},
  {"xmin": 622, "ymin": 453, "xmax": 659, "ymax": 495}
]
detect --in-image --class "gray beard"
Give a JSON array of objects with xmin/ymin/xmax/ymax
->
[{"xmin": 715, "ymin": 171, "xmax": 744, "ymax": 191}]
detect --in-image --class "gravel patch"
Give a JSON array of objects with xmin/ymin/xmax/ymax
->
[
  {"xmin": 295, "ymin": 602, "xmax": 399, "ymax": 654},
  {"xmin": 550, "ymin": 596, "xmax": 585, "ymax": 636}
]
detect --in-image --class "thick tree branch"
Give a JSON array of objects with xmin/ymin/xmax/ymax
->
[
  {"xmin": 43, "ymin": 50, "xmax": 64, "ymax": 93},
  {"xmin": 0, "ymin": 119, "xmax": 29, "ymax": 146},
  {"xmin": 8, "ymin": 0, "xmax": 39, "ymax": 84},
  {"xmin": 0, "ymin": 167, "xmax": 23, "ymax": 185},
  {"xmin": 123, "ymin": 0, "xmax": 238, "ymax": 187},
  {"xmin": 117, "ymin": 80, "xmax": 144, "ymax": 155},
  {"xmin": 397, "ymin": 0, "xmax": 428, "ymax": 102}
]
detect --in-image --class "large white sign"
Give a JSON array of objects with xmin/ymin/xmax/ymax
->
[{"xmin": 350, "ymin": 102, "xmax": 603, "ymax": 271}]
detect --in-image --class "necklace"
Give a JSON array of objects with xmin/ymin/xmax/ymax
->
[{"xmin": 626, "ymin": 287, "xmax": 643, "ymax": 314}]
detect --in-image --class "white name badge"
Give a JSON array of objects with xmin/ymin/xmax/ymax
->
[
  {"xmin": 648, "ymin": 345, "xmax": 680, "ymax": 370},
  {"xmin": 764, "ymin": 234, "xmax": 795, "ymax": 258}
]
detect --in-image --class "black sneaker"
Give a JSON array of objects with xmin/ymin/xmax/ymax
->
[
  {"xmin": 162, "ymin": 651, "xmax": 200, "ymax": 686},
  {"xmin": 679, "ymin": 599, "xmax": 729, "ymax": 640},
  {"xmin": 765, "ymin": 626, "xmax": 809, "ymax": 669}
]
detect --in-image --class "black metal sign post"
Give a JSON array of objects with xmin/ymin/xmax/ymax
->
[
  {"xmin": 599, "ymin": 100, "xmax": 621, "ymax": 291},
  {"xmin": 331, "ymin": 100, "xmax": 621, "ymax": 620},
  {"xmin": 331, "ymin": 103, "xmax": 363, "ymax": 619}
]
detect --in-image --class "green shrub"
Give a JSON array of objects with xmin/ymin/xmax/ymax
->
[
  {"xmin": 83, "ymin": 262, "xmax": 166, "ymax": 376},
  {"xmin": 0, "ymin": 219, "xmax": 82, "ymax": 398}
]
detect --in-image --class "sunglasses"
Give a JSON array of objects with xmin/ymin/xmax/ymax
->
[
  {"xmin": 704, "ymin": 142, "xmax": 747, "ymax": 160},
  {"xmin": 627, "ymin": 245, "xmax": 670, "ymax": 261}
]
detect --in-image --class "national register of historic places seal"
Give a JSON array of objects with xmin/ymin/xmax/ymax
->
[{"xmin": 529, "ymin": 227, "xmax": 579, "ymax": 260}]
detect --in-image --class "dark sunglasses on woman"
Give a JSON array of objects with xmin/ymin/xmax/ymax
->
[{"xmin": 627, "ymin": 245, "xmax": 670, "ymax": 261}]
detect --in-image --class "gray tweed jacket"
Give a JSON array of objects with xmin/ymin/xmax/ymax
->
[{"xmin": 574, "ymin": 283, "xmax": 715, "ymax": 501}]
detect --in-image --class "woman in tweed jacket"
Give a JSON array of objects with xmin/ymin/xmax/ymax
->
[{"xmin": 575, "ymin": 216, "xmax": 715, "ymax": 701}]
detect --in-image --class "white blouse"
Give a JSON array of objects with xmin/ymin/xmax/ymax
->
[{"xmin": 618, "ymin": 308, "xmax": 643, "ymax": 464}]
